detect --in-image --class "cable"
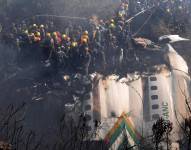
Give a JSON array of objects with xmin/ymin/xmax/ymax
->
[
  {"xmin": 132, "ymin": 9, "xmax": 156, "ymax": 37},
  {"xmin": 35, "ymin": 14, "xmax": 88, "ymax": 20}
]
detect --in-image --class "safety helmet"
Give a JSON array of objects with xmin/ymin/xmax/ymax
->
[
  {"xmin": 24, "ymin": 30, "xmax": 28, "ymax": 34},
  {"xmin": 166, "ymin": 8, "xmax": 170, "ymax": 12},
  {"xmin": 84, "ymin": 46, "xmax": 89, "ymax": 52},
  {"xmin": 46, "ymin": 33, "xmax": 51, "ymax": 37},
  {"xmin": 71, "ymin": 42, "xmax": 78, "ymax": 48},
  {"xmin": 53, "ymin": 32, "xmax": 57, "ymax": 37},
  {"xmin": 62, "ymin": 34, "xmax": 67, "ymax": 39},
  {"xmin": 83, "ymin": 30, "xmax": 88, "ymax": 35},
  {"xmin": 118, "ymin": 13, "xmax": 123, "ymax": 18},
  {"xmin": 40, "ymin": 24, "xmax": 44, "ymax": 28},
  {"xmin": 82, "ymin": 38, "xmax": 88, "ymax": 44},
  {"xmin": 100, "ymin": 19, "xmax": 104, "ymax": 23},
  {"xmin": 33, "ymin": 24, "xmax": 37, "ymax": 27},
  {"xmin": 67, "ymin": 37, "xmax": 71, "ymax": 41},
  {"xmin": 178, "ymin": 6, "xmax": 182, "ymax": 10},
  {"xmin": 109, "ymin": 23, "xmax": 116, "ymax": 29},
  {"xmin": 35, "ymin": 32, "xmax": 41, "ymax": 37},
  {"xmin": 63, "ymin": 75, "xmax": 70, "ymax": 81},
  {"xmin": 124, "ymin": 3, "xmax": 128, "ymax": 8},
  {"xmin": 121, "ymin": 3, "xmax": 125, "ymax": 7},
  {"xmin": 110, "ymin": 19, "xmax": 115, "ymax": 23}
]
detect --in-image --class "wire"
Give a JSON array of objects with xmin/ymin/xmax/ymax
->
[
  {"xmin": 132, "ymin": 9, "xmax": 156, "ymax": 37},
  {"xmin": 35, "ymin": 14, "xmax": 88, "ymax": 20}
]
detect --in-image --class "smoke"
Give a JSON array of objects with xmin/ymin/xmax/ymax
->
[
  {"xmin": 4, "ymin": 0, "xmax": 119, "ymax": 23},
  {"xmin": 0, "ymin": 43, "xmax": 17, "ymax": 80}
]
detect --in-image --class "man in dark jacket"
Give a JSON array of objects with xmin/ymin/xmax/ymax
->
[{"xmin": 79, "ymin": 46, "xmax": 91, "ymax": 75}]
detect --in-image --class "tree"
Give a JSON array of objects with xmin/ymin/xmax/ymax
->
[{"xmin": 152, "ymin": 118, "xmax": 173, "ymax": 150}]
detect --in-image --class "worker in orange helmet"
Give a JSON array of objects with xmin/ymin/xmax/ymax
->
[
  {"xmin": 81, "ymin": 38, "xmax": 88, "ymax": 44},
  {"xmin": 80, "ymin": 30, "xmax": 89, "ymax": 44}
]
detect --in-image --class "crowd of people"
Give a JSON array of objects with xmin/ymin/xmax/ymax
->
[
  {"xmin": 1, "ymin": 0, "xmax": 190, "ymax": 76},
  {"xmin": 2, "ymin": 1, "xmax": 132, "ymax": 75}
]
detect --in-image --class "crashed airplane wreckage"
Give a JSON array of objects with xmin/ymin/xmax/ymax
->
[{"xmin": 65, "ymin": 36, "xmax": 191, "ymax": 150}]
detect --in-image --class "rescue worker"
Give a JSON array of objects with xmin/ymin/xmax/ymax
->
[
  {"xmin": 80, "ymin": 31, "xmax": 89, "ymax": 44},
  {"xmin": 109, "ymin": 22, "xmax": 116, "ymax": 33},
  {"xmin": 42, "ymin": 33, "xmax": 55, "ymax": 60},
  {"xmin": 28, "ymin": 33, "xmax": 35, "ymax": 44},
  {"xmin": 11, "ymin": 23, "xmax": 18, "ymax": 35},
  {"xmin": 22, "ymin": 30, "xmax": 30, "ymax": 42},
  {"xmin": 52, "ymin": 32, "xmax": 60, "ymax": 50},
  {"xmin": 79, "ymin": 46, "xmax": 91, "ymax": 75},
  {"xmin": 68, "ymin": 41, "xmax": 80, "ymax": 74},
  {"xmin": 31, "ymin": 24, "xmax": 38, "ymax": 33},
  {"xmin": 62, "ymin": 34, "xmax": 68, "ymax": 45},
  {"xmin": 34, "ymin": 32, "xmax": 41, "ymax": 43},
  {"xmin": 39, "ymin": 25, "xmax": 46, "ymax": 40},
  {"xmin": 93, "ymin": 26, "xmax": 102, "ymax": 45}
]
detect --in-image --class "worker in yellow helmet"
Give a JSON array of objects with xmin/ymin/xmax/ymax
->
[
  {"xmin": 35, "ymin": 32, "xmax": 41, "ymax": 37},
  {"xmin": 71, "ymin": 42, "xmax": 78, "ymax": 48},
  {"xmin": 109, "ymin": 23, "xmax": 116, "ymax": 29},
  {"xmin": 34, "ymin": 32, "xmax": 41, "ymax": 42},
  {"xmin": 118, "ymin": 13, "xmax": 123, "ymax": 18}
]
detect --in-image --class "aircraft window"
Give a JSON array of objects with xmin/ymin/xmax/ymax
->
[
  {"xmin": 85, "ymin": 105, "xmax": 91, "ymax": 111},
  {"xmin": 151, "ymin": 95, "xmax": 158, "ymax": 100},
  {"xmin": 111, "ymin": 112, "xmax": 116, "ymax": 117},
  {"xmin": 152, "ymin": 104, "xmax": 159, "ymax": 109},
  {"xmin": 84, "ymin": 93, "xmax": 91, "ymax": 100},
  {"xmin": 150, "ymin": 77, "xmax": 157, "ymax": 81},
  {"xmin": 152, "ymin": 114, "xmax": 160, "ymax": 120},
  {"xmin": 87, "ymin": 126, "xmax": 92, "ymax": 131},
  {"xmin": 85, "ymin": 114, "xmax": 92, "ymax": 121},
  {"xmin": 151, "ymin": 86, "xmax": 157, "ymax": 90}
]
